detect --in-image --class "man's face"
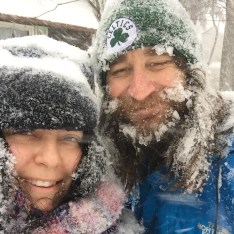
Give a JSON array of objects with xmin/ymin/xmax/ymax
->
[{"xmin": 106, "ymin": 47, "xmax": 186, "ymax": 133}]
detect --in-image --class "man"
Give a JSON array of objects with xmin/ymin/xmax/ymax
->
[{"xmin": 92, "ymin": 0, "xmax": 234, "ymax": 233}]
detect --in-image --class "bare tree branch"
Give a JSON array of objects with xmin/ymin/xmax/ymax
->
[
  {"xmin": 87, "ymin": 0, "xmax": 107, "ymax": 21},
  {"xmin": 35, "ymin": 0, "xmax": 81, "ymax": 18},
  {"xmin": 88, "ymin": 0, "xmax": 101, "ymax": 20}
]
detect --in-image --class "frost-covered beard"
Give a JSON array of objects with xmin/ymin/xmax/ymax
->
[
  {"xmin": 101, "ymin": 65, "xmax": 228, "ymax": 192},
  {"xmin": 103, "ymin": 83, "xmax": 191, "ymax": 146}
]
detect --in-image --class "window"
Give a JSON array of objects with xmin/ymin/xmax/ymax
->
[{"xmin": 0, "ymin": 21, "xmax": 48, "ymax": 40}]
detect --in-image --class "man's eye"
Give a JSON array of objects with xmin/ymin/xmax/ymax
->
[{"xmin": 109, "ymin": 67, "xmax": 131, "ymax": 77}]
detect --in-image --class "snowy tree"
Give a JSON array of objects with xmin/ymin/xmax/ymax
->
[
  {"xmin": 179, "ymin": 0, "xmax": 224, "ymax": 25},
  {"xmin": 180, "ymin": 1, "xmax": 234, "ymax": 91},
  {"xmin": 220, "ymin": 0, "xmax": 234, "ymax": 90},
  {"xmin": 180, "ymin": 0, "xmax": 225, "ymax": 65}
]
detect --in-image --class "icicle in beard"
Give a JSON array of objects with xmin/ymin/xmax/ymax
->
[{"xmin": 100, "ymin": 85, "xmax": 189, "ymax": 189}]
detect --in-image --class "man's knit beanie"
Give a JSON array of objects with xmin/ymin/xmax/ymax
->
[
  {"xmin": 92, "ymin": 0, "xmax": 202, "ymax": 75},
  {"xmin": 0, "ymin": 35, "xmax": 98, "ymax": 132}
]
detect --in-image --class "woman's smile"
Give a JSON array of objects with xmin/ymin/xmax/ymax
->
[
  {"xmin": 27, "ymin": 179, "xmax": 58, "ymax": 188},
  {"xmin": 20, "ymin": 177, "xmax": 67, "ymax": 196}
]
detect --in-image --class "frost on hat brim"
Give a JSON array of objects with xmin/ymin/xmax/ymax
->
[{"xmin": 0, "ymin": 67, "xmax": 98, "ymax": 132}]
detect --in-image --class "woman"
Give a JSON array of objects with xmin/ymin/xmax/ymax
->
[{"xmin": 0, "ymin": 35, "xmax": 143, "ymax": 234}]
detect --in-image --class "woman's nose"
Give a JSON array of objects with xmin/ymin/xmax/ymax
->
[{"xmin": 34, "ymin": 140, "xmax": 62, "ymax": 168}]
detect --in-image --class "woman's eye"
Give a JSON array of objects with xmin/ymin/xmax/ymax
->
[{"xmin": 63, "ymin": 135, "xmax": 82, "ymax": 143}]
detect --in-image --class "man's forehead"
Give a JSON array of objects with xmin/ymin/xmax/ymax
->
[
  {"xmin": 110, "ymin": 47, "xmax": 171, "ymax": 66},
  {"xmin": 110, "ymin": 53, "xmax": 128, "ymax": 66}
]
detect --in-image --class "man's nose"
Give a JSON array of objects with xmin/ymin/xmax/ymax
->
[
  {"xmin": 127, "ymin": 69, "xmax": 156, "ymax": 101},
  {"xmin": 34, "ymin": 140, "xmax": 62, "ymax": 168}
]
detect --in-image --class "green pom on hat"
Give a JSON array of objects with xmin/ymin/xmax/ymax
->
[{"xmin": 94, "ymin": 0, "xmax": 202, "ymax": 72}]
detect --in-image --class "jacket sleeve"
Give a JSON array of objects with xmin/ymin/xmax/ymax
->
[{"xmin": 221, "ymin": 138, "xmax": 234, "ymax": 225}]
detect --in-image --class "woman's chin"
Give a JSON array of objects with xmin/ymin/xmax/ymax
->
[{"xmin": 20, "ymin": 180, "xmax": 69, "ymax": 211}]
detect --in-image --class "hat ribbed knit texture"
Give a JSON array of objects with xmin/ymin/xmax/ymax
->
[{"xmin": 93, "ymin": 0, "xmax": 201, "ymax": 73}]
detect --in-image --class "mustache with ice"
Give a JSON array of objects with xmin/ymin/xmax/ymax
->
[{"xmin": 107, "ymin": 83, "xmax": 192, "ymax": 145}]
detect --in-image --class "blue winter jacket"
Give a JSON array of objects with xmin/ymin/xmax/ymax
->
[{"xmin": 133, "ymin": 139, "xmax": 234, "ymax": 234}]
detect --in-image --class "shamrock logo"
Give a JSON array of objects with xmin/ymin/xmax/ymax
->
[{"xmin": 110, "ymin": 28, "xmax": 129, "ymax": 47}]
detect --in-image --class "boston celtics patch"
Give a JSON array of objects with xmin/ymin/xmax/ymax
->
[{"xmin": 107, "ymin": 18, "xmax": 137, "ymax": 53}]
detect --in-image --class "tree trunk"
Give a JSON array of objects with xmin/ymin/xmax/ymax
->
[
  {"xmin": 207, "ymin": 5, "xmax": 220, "ymax": 66},
  {"xmin": 219, "ymin": 0, "xmax": 234, "ymax": 90}
]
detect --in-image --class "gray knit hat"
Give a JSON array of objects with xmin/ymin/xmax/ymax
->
[
  {"xmin": 0, "ymin": 35, "xmax": 98, "ymax": 132},
  {"xmin": 92, "ymin": 0, "xmax": 202, "ymax": 75}
]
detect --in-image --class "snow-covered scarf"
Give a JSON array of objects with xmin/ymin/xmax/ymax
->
[
  {"xmin": 0, "ymin": 136, "xmax": 126, "ymax": 233},
  {"xmin": 32, "ymin": 181, "xmax": 125, "ymax": 234},
  {"xmin": 11, "ymin": 181, "xmax": 125, "ymax": 234}
]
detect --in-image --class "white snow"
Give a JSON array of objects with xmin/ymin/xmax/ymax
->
[
  {"xmin": 0, "ymin": 35, "xmax": 88, "ymax": 84},
  {"xmin": 225, "ymin": 162, "xmax": 234, "ymax": 182},
  {"xmin": 160, "ymin": 82, "xmax": 192, "ymax": 103},
  {"xmin": 153, "ymin": 45, "xmax": 174, "ymax": 56},
  {"xmin": 0, "ymin": 35, "xmax": 98, "ymax": 106}
]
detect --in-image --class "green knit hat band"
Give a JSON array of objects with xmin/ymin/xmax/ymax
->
[{"xmin": 94, "ymin": 0, "xmax": 202, "ymax": 72}]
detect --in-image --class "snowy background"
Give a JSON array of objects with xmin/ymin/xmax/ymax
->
[
  {"xmin": 0, "ymin": 2, "xmax": 233, "ymax": 231},
  {"xmin": 0, "ymin": 0, "xmax": 230, "ymax": 90},
  {"xmin": 1, "ymin": 0, "xmax": 230, "ymax": 113}
]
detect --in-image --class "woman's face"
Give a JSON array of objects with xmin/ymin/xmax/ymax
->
[{"xmin": 4, "ymin": 129, "xmax": 83, "ymax": 211}]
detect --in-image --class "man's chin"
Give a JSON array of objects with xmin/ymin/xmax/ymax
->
[
  {"xmin": 120, "ymin": 120, "xmax": 169, "ymax": 146},
  {"xmin": 132, "ymin": 120, "xmax": 161, "ymax": 131},
  {"xmin": 129, "ymin": 113, "xmax": 165, "ymax": 128}
]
